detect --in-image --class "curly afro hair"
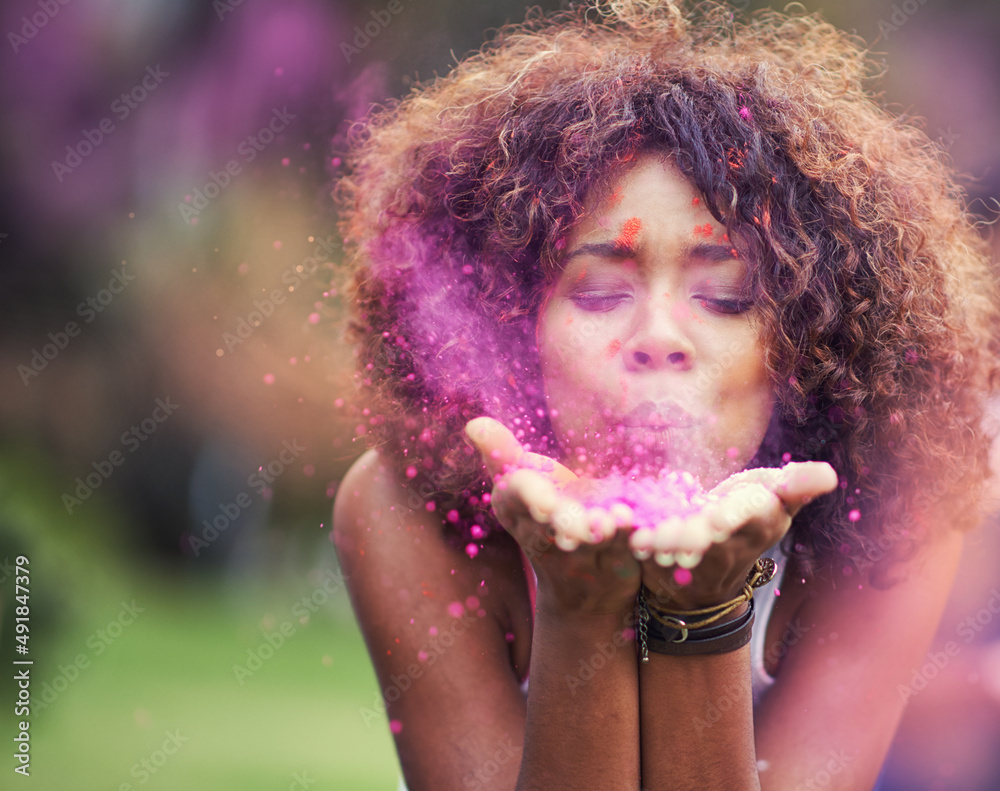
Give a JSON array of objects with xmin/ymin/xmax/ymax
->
[{"xmin": 336, "ymin": 0, "xmax": 1000, "ymax": 584}]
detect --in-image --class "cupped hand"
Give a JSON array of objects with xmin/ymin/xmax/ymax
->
[
  {"xmin": 466, "ymin": 417, "xmax": 641, "ymax": 617},
  {"xmin": 630, "ymin": 463, "xmax": 839, "ymax": 611}
]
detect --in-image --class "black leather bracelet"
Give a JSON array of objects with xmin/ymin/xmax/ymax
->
[{"xmin": 642, "ymin": 598, "xmax": 755, "ymax": 656}]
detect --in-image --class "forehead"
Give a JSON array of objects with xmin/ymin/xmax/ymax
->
[
  {"xmin": 557, "ymin": 152, "xmax": 745, "ymax": 271},
  {"xmin": 586, "ymin": 151, "xmax": 696, "ymax": 212}
]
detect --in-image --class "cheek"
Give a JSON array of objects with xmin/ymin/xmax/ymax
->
[{"xmin": 539, "ymin": 309, "xmax": 607, "ymax": 377}]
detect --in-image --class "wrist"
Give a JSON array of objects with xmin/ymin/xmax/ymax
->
[
  {"xmin": 636, "ymin": 559, "xmax": 775, "ymax": 659},
  {"xmin": 534, "ymin": 592, "xmax": 635, "ymax": 635}
]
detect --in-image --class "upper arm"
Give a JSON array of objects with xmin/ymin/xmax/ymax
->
[
  {"xmin": 753, "ymin": 528, "xmax": 964, "ymax": 790},
  {"xmin": 332, "ymin": 449, "xmax": 531, "ymax": 790}
]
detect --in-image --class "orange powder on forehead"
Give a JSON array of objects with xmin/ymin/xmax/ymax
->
[
  {"xmin": 606, "ymin": 338, "xmax": 622, "ymax": 358},
  {"xmin": 615, "ymin": 217, "xmax": 642, "ymax": 249}
]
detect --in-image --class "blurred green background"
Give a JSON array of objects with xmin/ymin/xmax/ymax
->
[{"xmin": 1, "ymin": 0, "xmax": 999, "ymax": 788}]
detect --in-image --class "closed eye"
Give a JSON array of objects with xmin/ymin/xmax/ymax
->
[
  {"xmin": 570, "ymin": 293, "xmax": 632, "ymax": 312},
  {"xmin": 697, "ymin": 297, "xmax": 753, "ymax": 315}
]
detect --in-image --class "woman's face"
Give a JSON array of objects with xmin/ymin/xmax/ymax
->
[{"xmin": 536, "ymin": 153, "xmax": 775, "ymax": 488}]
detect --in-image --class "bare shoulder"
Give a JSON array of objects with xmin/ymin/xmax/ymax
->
[
  {"xmin": 332, "ymin": 449, "xmax": 533, "ymax": 781},
  {"xmin": 754, "ymin": 528, "xmax": 964, "ymax": 789}
]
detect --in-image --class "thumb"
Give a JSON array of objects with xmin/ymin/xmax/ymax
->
[
  {"xmin": 466, "ymin": 417, "xmax": 577, "ymax": 487},
  {"xmin": 465, "ymin": 417, "xmax": 524, "ymax": 480}
]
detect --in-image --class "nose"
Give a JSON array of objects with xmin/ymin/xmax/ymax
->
[{"xmin": 622, "ymin": 296, "xmax": 695, "ymax": 372}]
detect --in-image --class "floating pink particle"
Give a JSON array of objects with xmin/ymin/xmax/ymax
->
[
  {"xmin": 428, "ymin": 626, "xmax": 438, "ymax": 636},
  {"xmin": 726, "ymin": 447, "xmax": 739, "ymax": 459},
  {"xmin": 331, "ymin": 157, "xmax": 342, "ymax": 167},
  {"xmin": 425, "ymin": 501, "xmax": 436, "ymax": 512},
  {"xmin": 308, "ymin": 312, "xmax": 321, "ymax": 324},
  {"xmin": 848, "ymin": 509, "xmax": 861, "ymax": 522},
  {"xmin": 447, "ymin": 601, "xmax": 465, "ymax": 618},
  {"xmin": 263, "ymin": 373, "xmax": 275, "ymax": 385},
  {"xmin": 781, "ymin": 452, "xmax": 792, "ymax": 462},
  {"xmin": 389, "ymin": 719, "xmax": 403, "ymax": 734},
  {"xmin": 273, "ymin": 240, "xmax": 282, "ymax": 250},
  {"xmin": 446, "ymin": 509, "xmax": 460, "ymax": 523},
  {"xmin": 417, "ymin": 650, "xmax": 428, "ymax": 662},
  {"xmin": 405, "ymin": 466, "xmax": 417, "ymax": 478},
  {"xmin": 281, "ymin": 157, "xmax": 290, "ymax": 167},
  {"xmin": 465, "ymin": 543, "xmax": 479, "ymax": 558},
  {"xmin": 465, "ymin": 596, "xmax": 481, "ymax": 610},
  {"xmin": 673, "ymin": 568, "xmax": 693, "ymax": 585},
  {"xmin": 334, "ymin": 398, "xmax": 344, "ymax": 408}
]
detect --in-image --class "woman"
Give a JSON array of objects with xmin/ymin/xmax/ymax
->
[{"xmin": 333, "ymin": 1, "xmax": 1000, "ymax": 788}]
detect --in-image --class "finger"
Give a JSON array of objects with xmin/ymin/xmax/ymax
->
[
  {"xmin": 585, "ymin": 506, "xmax": 617, "ymax": 543},
  {"xmin": 773, "ymin": 461, "xmax": 839, "ymax": 517},
  {"xmin": 706, "ymin": 481, "xmax": 785, "ymax": 541},
  {"xmin": 496, "ymin": 468, "xmax": 560, "ymax": 526},
  {"xmin": 674, "ymin": 512, "xmax": 712, "ymax": 567},
  {"xmin": 712, "ymin": 461, "xmax": 838, "ymax": 519},
  {"xmin": 466, "ymin": 417, "xmax": 524, "ymax": 480},
  {"xmin": 629, "ymin": 526, "xmax": 655, "ymax": 560},
  {"xmin": 551, "ymin": 497, "xmax": 589, "ymax": 551}
]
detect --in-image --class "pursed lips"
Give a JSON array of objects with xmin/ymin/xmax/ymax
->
[{"xmin": 619, "ymin": 400, "xmax": 697, "ymax": 430}]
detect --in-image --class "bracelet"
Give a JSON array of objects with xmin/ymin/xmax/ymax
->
[{"xmin": 636, "ymin": 558, "xmax": 776, "ymax": 660}]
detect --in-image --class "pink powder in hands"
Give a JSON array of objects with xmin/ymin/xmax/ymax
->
[
  {"xmin": 581, "ymin": 470, "xmax": 707, "ymax": 529},
  {"xmin": 579, "ymin": 471, "xmax": 713, "ymax": 567}
]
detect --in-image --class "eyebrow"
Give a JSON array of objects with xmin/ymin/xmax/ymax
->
[{"xmin": 563, "ymin": 241, "xmax": 740, "ymax": 264}]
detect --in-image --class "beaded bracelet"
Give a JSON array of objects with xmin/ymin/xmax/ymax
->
[{"xmin": 636, "ymin": 558, "xmax": 776, "ymax": 660}]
